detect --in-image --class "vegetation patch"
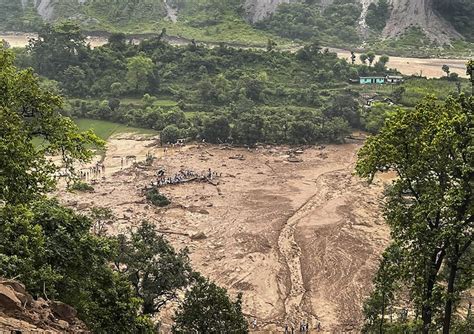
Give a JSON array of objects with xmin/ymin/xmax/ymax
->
[
  {"xmin": 69, "ymin": 181, "xmax": 94, "ymax": 192},
  {"xmin": 145, "ymin": 187, "xmax": 171, "ymax": 207}
]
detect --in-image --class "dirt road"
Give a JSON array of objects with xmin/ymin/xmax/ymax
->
[{"xmin": 57, "ymin": 136, "xmax": 390, "ymax": 332}]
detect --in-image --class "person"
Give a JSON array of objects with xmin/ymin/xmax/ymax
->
[
  {"xmin": 285, "ymin": 324, "xmax": 289, "ymax": 334},
  {"xmin": 317, "ymin": 322, "xmax": 321, "ymax": 331},
  {"xmin": 252, "ymin": 318, "xmax": 257, "ymax": 329},
  {"xmin": 121, "ymin": 158, "xmax": 124, "ymax": 169},
  {"xmin": 291, "ymin": 325, "xmax": 295, "ymax": 334}
]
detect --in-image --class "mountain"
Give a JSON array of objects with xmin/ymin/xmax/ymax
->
[{"xmin": 1, "ymin": 0, "xmax": 473, "ymax": 51}]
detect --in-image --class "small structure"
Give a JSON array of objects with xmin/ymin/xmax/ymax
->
[
  {"xmin": 386, "ymin": 75, "xmax": 404, "ymax": 84},
  {"xmin": 359, "ymin": 76, "xmax": 386, "ymax": 84}
]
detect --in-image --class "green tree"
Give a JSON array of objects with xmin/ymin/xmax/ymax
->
[
  {"xmin": 360, "ymin": 53, "xmax": 368, "ymax": 65},
  {"xmin": 367, "ymin": 51, "xmax": 376, "ymax": 67},
  {"xmin": 202, "ymin": 115, "xmax": 231, "ymax": 143},
  {"xmin": 0, "ymin": 47, "xmax": 102, "ymax": 204},
  {"xmin": 356, "ymin": 95, "xmax": 473, "ymax": 333},
  {"xmin": 126, "ymin": 54, "xmax": 154, "ymax": 93},
  {"xmin": 161, "ymin": 124, "xmax": 181, "ymax": 144},
  {"xmin": 467, "ymin": 59, "xmax": 474, "ymax": 94},
  {"xmin": 28, "ymin": 22, "xmax": 88, "ymax": 79},
  {"xmin": 172, "ymin": 276, "xmax": 248, "ymax": 334},
  {"xmin": 115, "ymin": 221, "xmax": 194, "ymax": 315},
  {"xmin": 442, "ymin": 64, "xmax": 450, "ymax": 77}
]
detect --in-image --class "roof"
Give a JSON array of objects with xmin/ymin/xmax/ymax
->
[
  {"xmin": 359, "ymin": 76, "xmax": 386, "ymax": 79},
  {"xmin": 387, "ymin": 75, "xmax": 403, "ymax": 79}
]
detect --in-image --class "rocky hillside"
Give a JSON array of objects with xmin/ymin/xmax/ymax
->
[
  {"xmin": 0, "ymin": 279, "xmax": 88, "ymax": 333},
  {"xmin": 1, "ymin": 0, "xmax": 472, "ymax": 46}
]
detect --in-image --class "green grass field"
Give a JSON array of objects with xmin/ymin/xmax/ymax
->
[
  {"xmin": 33, "ymin": 118, "xmax": 158, "ymax": 148},
  {"xmin": 74, "ymin": 118, "xmax": 158, "ymax": 140}
]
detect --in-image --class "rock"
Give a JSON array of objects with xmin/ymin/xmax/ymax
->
[
  {"xmin": 51, "ymin": 301, "xmax": 77, "ymax": 321},
  {"xmin": 190, "ymin": 232, "xmax": 207, "ymax": 241},
  {"xmin": 0, "ymin": 278, "xmax": 89, "ymax": 333},
  {"xmin": 198, "ymin": 209, "xmax": 209, "ymax": 215},
  {"xmin": 57, "ymin": 319, "xmax": 70, "ymax": 330},
  {"xmin": 0, "ymin": 285, "xmax": 21, "ymax": 311}
]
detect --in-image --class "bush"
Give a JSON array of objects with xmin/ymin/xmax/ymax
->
[
  {"xmin": 145, "ymin": 188, "xmax": 170, "ymax": 207},
  {"xmin": 160, "ymin": 125, "xmax": 181, "ymax": 144},
  {"xmin": 70, "ymin": 181, "xmax": 94, "ymax": 192}
]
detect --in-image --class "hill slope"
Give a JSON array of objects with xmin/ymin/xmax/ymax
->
[{"xmin": 1, "ymin": 0, "xmax": 473, "ymax": 52}]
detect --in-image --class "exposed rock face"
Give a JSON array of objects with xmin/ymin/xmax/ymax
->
[
  {"xmin": 244, "ymin": 0, "xmax": 462, "ymax": 43},
  {"xmin": 0, "ymin": 279, "xmax": 89, "ymax": 333},
  {"xmin": 243, "ymin": 0, "xmax": 299, "ymax": 23},
  {"xmin": 383, "ymin": 0, "xmax": 462, "ymax": 43}
]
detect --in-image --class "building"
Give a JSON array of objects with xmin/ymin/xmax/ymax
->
[
  {"xmin": 359, "ymin": 76, "xmax": 386, "ymax": 84},
  {"xmin": 358, "ymin": 75, "xmax": 404, "ymax": 85},
  {"xmin": 386, "ymin": 75, "xmax": 404, "ymax": 84}
]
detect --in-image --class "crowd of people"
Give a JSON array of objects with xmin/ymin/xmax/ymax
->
[{"xmin": 149, "ymin": 168, "xmax": 221, "ymax": 188}]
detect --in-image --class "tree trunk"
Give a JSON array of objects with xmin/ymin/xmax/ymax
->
[
  {"xmin": 442, "ymin": 259, "xmax": 458, "ymax": 334},
  {"xmin": 380, "ymin": 293, "xmax": 386, "ymax": 334},
  {"xmin": 422, "ymin": 250, "xmax": 445, "ymax": 333}
]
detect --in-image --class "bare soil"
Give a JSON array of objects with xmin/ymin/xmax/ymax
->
[
  {"xmin": 57, "ymin": 135, "xmax": 390, "ymax": 333},
  {"xmin": 330, "ymin": 48, "xmax": 469, "ymax": 78}
]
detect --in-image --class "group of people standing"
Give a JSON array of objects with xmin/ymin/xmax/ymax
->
[
  {"xmin": 150, "ymin": 168, "xmax": 221, "ymax": 188},
  {"xmin": 251, "ymin": 319, "xmax": 321, "ymax": 333},
  {"xmin": 79, "ymin": 162, "xmax": 105, "ymax": 181},
  {"xmin": 284, "ymin": 320, "xmax": 320, "ymax": 333}
]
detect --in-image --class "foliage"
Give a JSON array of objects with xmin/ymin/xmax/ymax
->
[
  {"xmin": 434, "ymin": 0, "xmax": 474, "ymax": 42},
  {"xmin": 202, "ymin": 114, "xmax": 231, "ymax": 143},
  {"xmin": 115, "ymin": 221, "xmax": 194, "ymax": 315},
  {"xmin": 69, "ymin": 181, "xmax": 94, "ymax": 192},
  {"xmin": 20, "ymin": 23, "xmax": 389, "ymax": 145},
  {"xmin": 145, "ymin": 187, "xmax": 171, "ymax": 207},
  {"xmin": 360, "ymin": 102, "xmax": 397, "ymax": 133},
  {"xmin": 256, "ymin": 1, "xmax": 362, "ymax": 46},
  {"xmin": 365, "ymin": 0, "xmax": 390, "ymax": 31},
  {"xmin": 161, "ymin": 124, "xmax": 182, "ymax": 144},
  {"xmin": 0, "ymin": 200, "xmax": 153, "ymax": 333},
  {"xmin": 173, "ymin": 276, "xmax": 248, "ymax": 334},
  {"xmin": 357, "ymin": 95, "xmax": 473, "ymax": 332},
  {"xmin": 0, "ymin": 46, "xmax": 102, "ymax": 204},
  {"xmin": 126, "ymin": 54, "xmax": 155, "ymax": 94}
]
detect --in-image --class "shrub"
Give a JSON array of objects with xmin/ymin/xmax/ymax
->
[
  {"xmin": 70, "ymin": 181, "xmax": 94, "ymax": 192},
  {"xmin": 145, "ymin": 188, "xmax": 170, "ymax": 207}
]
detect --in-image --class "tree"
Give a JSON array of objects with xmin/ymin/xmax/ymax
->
[
  {"xmin": 375, "ymin": 55, "xmax": 390, "ymax": 71},
  {"xmin": 350, "ymin": 51, "xmax": 356, "ymax": 65},
  {"xmin": 115, "ymin": 222, "xmax": 194, "ymax": 315},
  {"xmin": 266, "ymin": 38, "xmax": 277, "ymax": 52},
  {"xmin": 107, "ymin": 32, "xmax": 127, "ymax": 51},
  {"xmin": 160, "ymin": 125, "xmax": 181, "ymax": 144},
  {"xmin": 442, "ymin": 64, "xmax": 450, "ymax": 77},
  {"xmin": 360, "ymin": 53, "xmax": 368, "ymax": 65},
  {"xmin": 173, "ymin": 276, "xmax": 248, "ymax": 334},
  {"xmin": 356, "ymin": 95, "xmax": 473, "ymax": 333},
  {"xmin": 202, "ymin": 115, "xmax": 231, "ymax": 143},
  {"xmin": 28, "ymin": 22, "xmax": 88, "ymax": 79},
  {"xmin": 0, "ymin": 47, "xmax": 102, "ymax": 205},
  {"xmin": 466, "ymin": 59, "xmax": 473, "ymax": 94},
  {"xmin": 367, "ymin": 51, "xmax": 376, "ymax": 66},
  {"xmin": 126, "ymin": 54, "xmax": 154, "ymax": 93},
  {"xmin": 0, "ymin": 47, "xmax": 155, "ymax": 333}
]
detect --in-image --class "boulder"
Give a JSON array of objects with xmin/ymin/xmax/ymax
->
[{"xmin": 0, "ymin": 285, "xmax": 21, "ymax": 311}]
